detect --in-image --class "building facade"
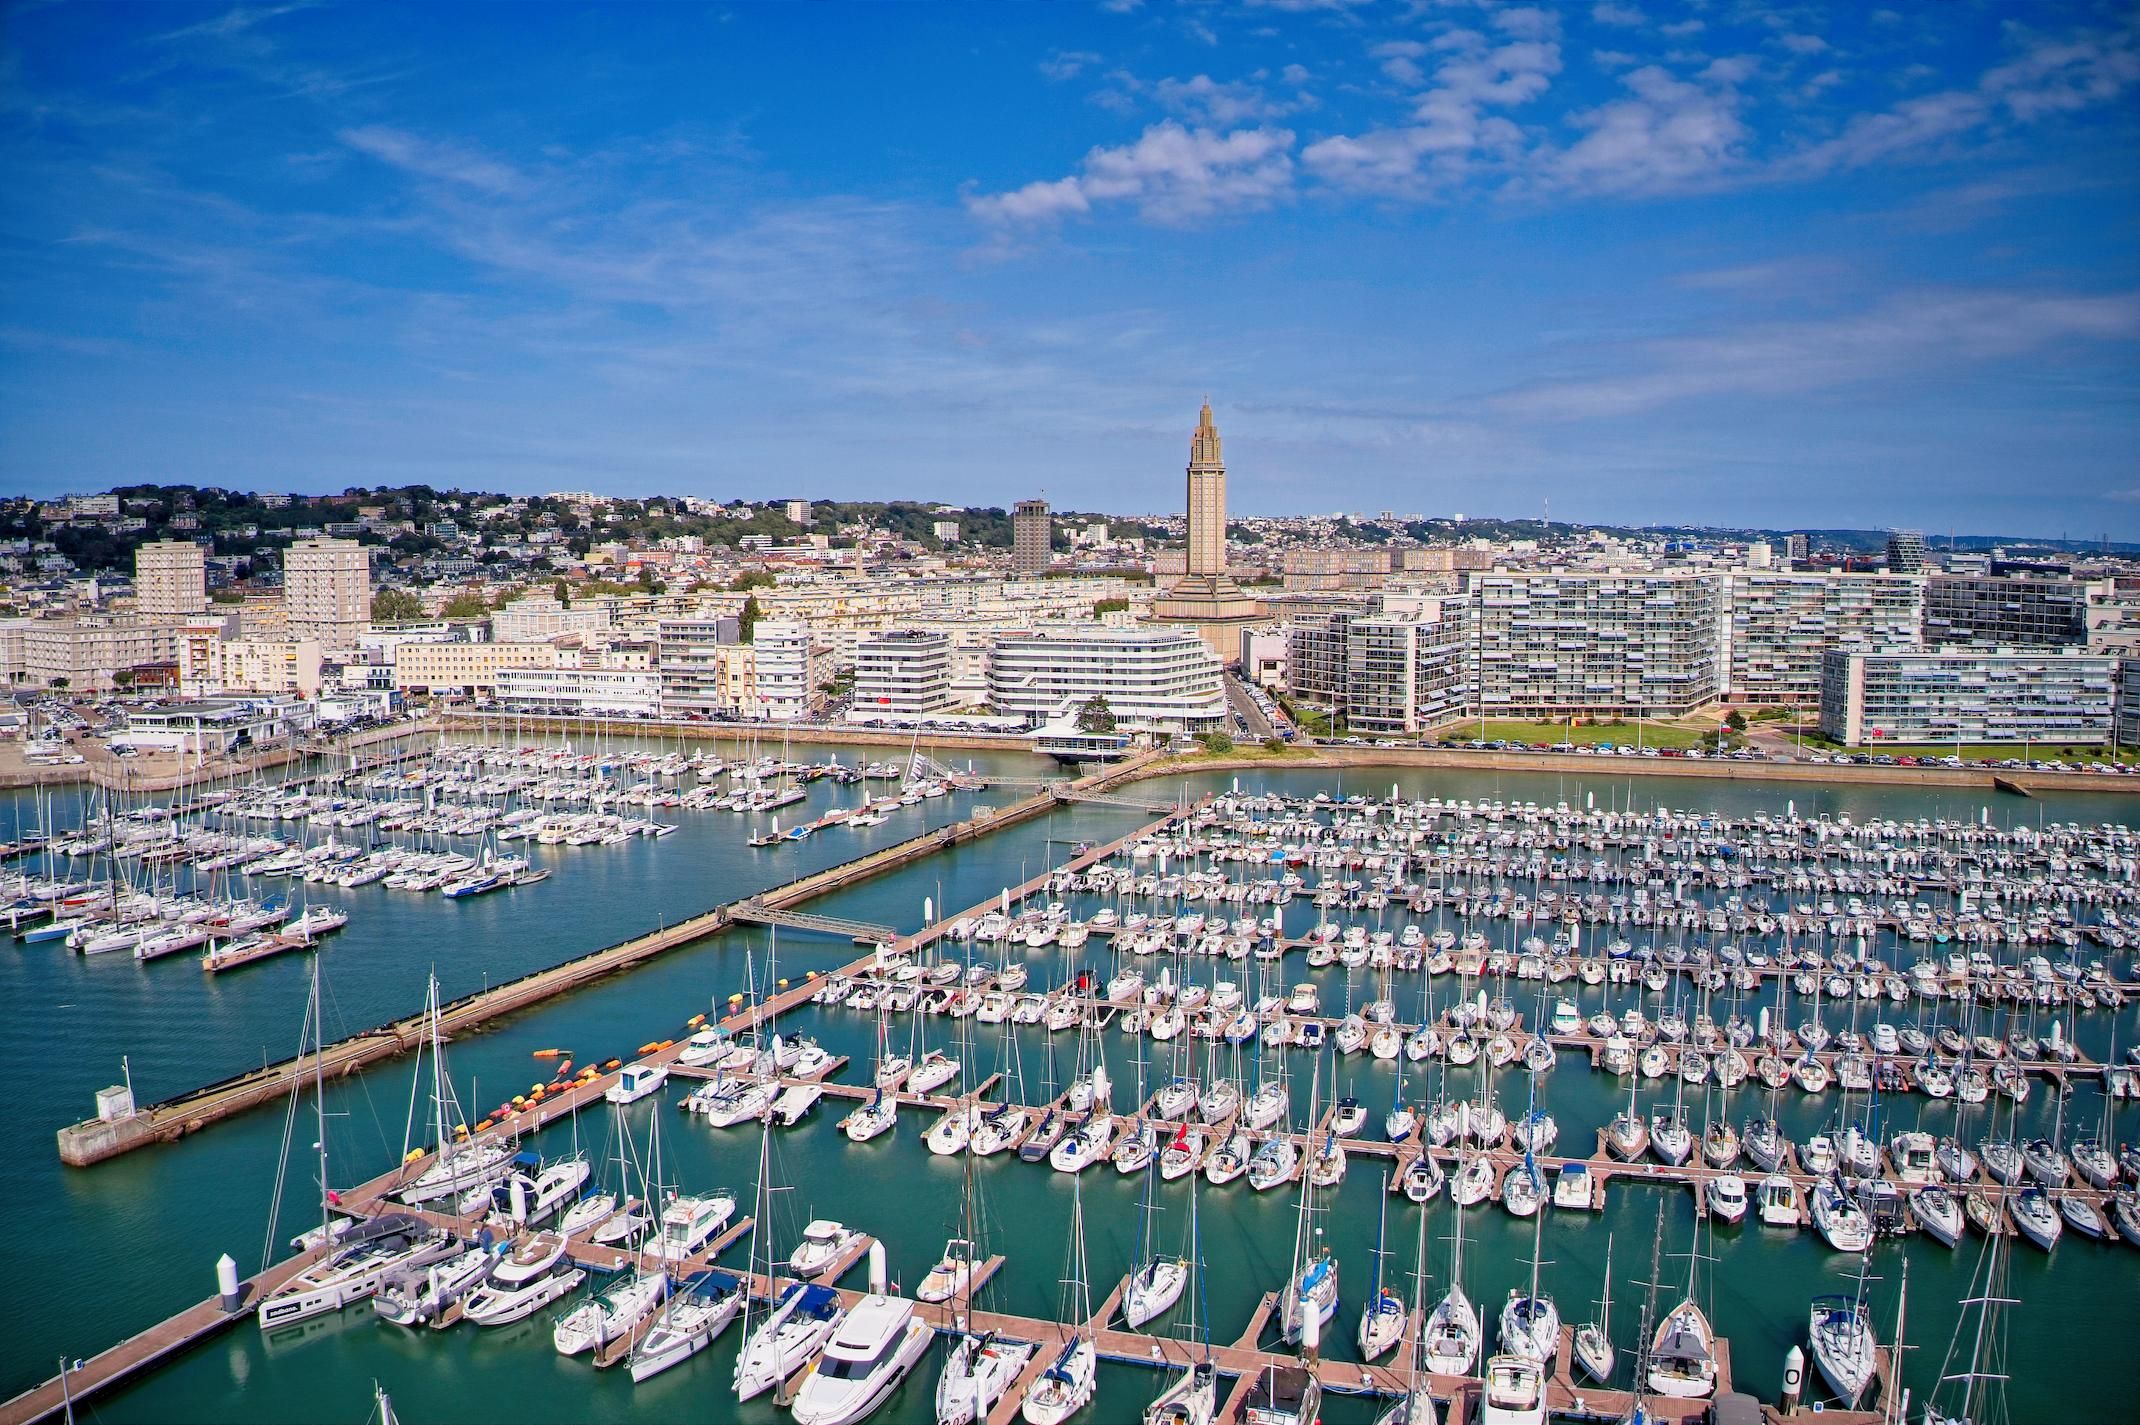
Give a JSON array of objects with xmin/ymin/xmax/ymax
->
[
  {"xmin": 1819, "ymin": 648, "xmax": 2116, "ymax": 746},
  {"xmin": 750, "ymin": 620, "xmax": 828, "ymax": 721},
  {"xmin": 853, "ymin": 630, "xmax": 955, "ymax": 716},
  {"xmin": 987, "ymin": 627, "xmax": 1224, "ymax": 734},
  {"xmin": 1464, "ymin": 571, "xmax": 1722, "ymax": 717},
  {"xmin": 1721, "ymin": 571, "xmax": 1924, "ymax": 705},
  {"xmin": 493, "ymin": 664, "xmax": 663, "ymax": 718},
  {"xmin": 655, "ymin": 617, "xmax": 752, "ymax": 718},
  {"xmin": 1012, "ymin": 499, "xmax": 1051, "ymax": 574},
  {"xmin": 1923, "ymin": 574, "xmax": 2093, "ymax": 648},
  {"xmin": 284, "ymin": 538, "xmax": 371, "ymax": 648},
  {"xmin": 392, "ymin": 640, "xmax": 557, "ymax": 697},
  {"xmin": 134, "ymin": 540, "xmax": 208, "ymax": 618}
]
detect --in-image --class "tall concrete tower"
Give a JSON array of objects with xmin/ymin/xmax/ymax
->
[
  {"xmin": 1186, "ymin": 401, "xmax": 1227, "ymax": 578},
  {"xmin": 1152, "ymin": 399, "xmax": 1262, "ymax": 660}
]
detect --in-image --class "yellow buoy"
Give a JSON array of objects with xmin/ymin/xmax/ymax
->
[
  {"xmin": 687, "ymin": 1013, "xmax": 706, "ymax": 1028},
  {"xmin": 403, "ymin": 1148, "xmax": 424, "ymax": 1163},
  {"xmin": 804, "ymin": 970, "xmax": 818, "ymax": 981},
  {"xmin": 729, "ymin": 993, "xmax": 745, "ymax": 1004},
  {"xmin": 777, "ymin": 978, "xmax": 789, "ymax": 989},
  {"xmin": 511, "ymin": 1094, "xmax": 527, "ymax": 1107}
]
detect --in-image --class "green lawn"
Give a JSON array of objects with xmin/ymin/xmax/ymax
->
[
  {"xmin": 1787, "ymin": 732, "xmax": 2137, "ymax": 765},
  {"xmin": 1434, "ymin": 718, "xmax": 1711, "ymax": 750}
]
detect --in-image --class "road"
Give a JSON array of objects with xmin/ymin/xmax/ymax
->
[{"xmin": 1223, "ymin": 669, "xmax": 1276, "ymax": 740}]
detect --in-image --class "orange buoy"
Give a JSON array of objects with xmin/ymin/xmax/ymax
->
[
  {"xmin": 476, "ymin": 1118, "xmax": 494, "ymax": 1132},
  {"xmin": 638, "ymin": 1042, "xmax": 661, "ymax": 1056},
  {"xmin": 603, "ymin": 1057, "xmax": 621, "ymax": 1070},
  {"xmin": 804, "ymin": 970, "xmax": 818, "ymax": 981},
  {"xmin": 554, "ymin": 1060, "xmax": 573, "ymax": 1079},
  {"xmin": 656, "ymin": 1039, "xmax": 674, "ymax": 1050},
  {"xmin": 687, "ymin": 1013, "xmax": 706, "ymax": 1028},
  {"xmin": 532, "ymin": 1048, "xmax": 565, "ymax": 1059}
]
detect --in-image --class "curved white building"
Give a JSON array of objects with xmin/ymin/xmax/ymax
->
[{"xmin": 987, "ymin": 627, "xmax": 1224, "ymax": 735}]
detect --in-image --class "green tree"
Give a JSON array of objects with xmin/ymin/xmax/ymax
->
[
  {"xmin": 112, "ymin": 668, "xmax": 135, "ymax": 689},
  {"xmin": 1263, "ymin": 736, "xmax": 1289, "ymax": 754},
  {"xmin": 1092, "ymin": 597, "xmax": 1129, "ymax": 617},
  {"xmin": 1075, "ymin": 695, "xmax": 1116, "ymax": 734},
  {"xmin": 1199, "ymin": 731, "xmax": 1234, "ymax": 754},
  {"xmin": 440, "ymin": 591, "xmax": 490, "ymax": 619},
  {"xmin": 1724, "ymin": 709, "xmax": 1748, "ymax": 731},
  {"xmin": 731, "ymin": 570, "xmax": 778, "ymax": 592},
  {"xmin": 738, "ymin": 595, "xmax": 763, "ymax": 644},
  {"xmin": 48, "ymin": 677, "xmax": 69, "ymax": 690},
  {"xmin": 371, "ymin": 588, "xmax": 424, "ymax": 622}
]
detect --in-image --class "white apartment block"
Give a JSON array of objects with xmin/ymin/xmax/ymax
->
[
  {"xmin": 1721, "ymin": 571, "xmax": 1924, "ymax": 706},
  {"xmin": 200, "ymin": 638, "xmax": 324, "ymax": 698},
  {"xmin": 1819, "ymin": 648, "xmax": 2117, "ymax": 746},
  {"xmin": 494, "ymin": 664, "xmax": 662, "ymax": 718},
  {"xmin": 134, "ymin": 540, "xmax": 208, "ymax": 618},
  {"xmin": 1288, "ymin": 605, "xmax": 1469, "ymax": 735},
  {"xmin": 393, "ymin": 640, "xmax": 557, "ymax": 697},
  {"xmin": 751, "ymin": 620, "xmax": 828, "ymax": 721},
  {"xmin": 284, "ymin": 538, "xmax": 371, "ymax": 648},
  {"xmin": 0, "ymin": 616, "xmax": 184, "ymax": 692},
  {"xmin": 491, "ymin": 596, "xmax": 615, "ymax": 643},
  {"xmin": 1464, "ymin": 570, "xmax": 1722, "ymax": 717},
  {"xmin": 987, "ymin": 627, "xmax": 1225, "ymax": 735},
  {"xmin": 656, "ymin": 617, "xmax": 754, "ymax": 718},
  {"xmin": 853, "ymin": 630, "xmax": 954, "ymax": 716}
]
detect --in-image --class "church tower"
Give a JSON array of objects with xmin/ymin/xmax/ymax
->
[
  {"xmin": 1186, "ymin": 401, "xmax": 1227, "ymax": 578},
  {"xmin": 1152, "ymin": 399, "xmax": 1263, "ymax": 659}
]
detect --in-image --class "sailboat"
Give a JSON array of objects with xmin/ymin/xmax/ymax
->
[
  {"xmin": 1020, "ymin": 1175, "xmax": 1098, "ymax": 1425},
  {"xmin": 1926, "ymin": 1221, "xmax": 2015, "ymax": 1425},
  {"xmin": 936, "ymin": 1060, "xmax": 1036, "ymax": 1425},
  {"xmin": 1121, "ymin": 1138, "xmax": 1188, "ymax": 1328},
  {"xmin": 258, "ymin": 961, "xmax": 458, "ymax": 1330},
  {"xmin": 1645, "ymin": 1215, "xmax": 1718, "ymax": 1400},
  {"xmin": 554, "ymin": 1108, "xmax": 670, "ymax": 1358},
  {"xmin": 1807, "ymin": 1264, "xmax": 1878, "ymax": 1408},
  {"xmin": 1570, "ymin": 1232, "xmax": 1615, "ymax": 1383},
  {"xmin": 1373, "ymin": 1166, "xmax": 1437, "ymax": 1425},
  {"xmin": 1143, "ymin": 1169, "xmax": 1217, "ymax": 1425},
  {"xmin": 734, "ymin": 1092, "xmax": 847, "ymax": 1400},
  {"xmin": 1497, "ymin": 1142, "xmax": 1558, "ymax": 1363},
  {"xmin": 1422, "ymin": 1176, "xmax": 1480, "ymax": 1376},
  {"xmin": 394, "ymin": 975, "xmax": 515, "ymax": 1205},
  {"xmin": 1278, "ymin": 1055, "xmax": 1338, "ymax": 1346},
  {"xmin": 1357, "ymin": 1178, "xmax": 1406, "ymax": 1360}
]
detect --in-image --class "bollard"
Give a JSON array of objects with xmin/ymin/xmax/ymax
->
[
  {"xmin": 1781, "ymin": 1343, "xmax": 1805, "ymax": 1414},
  {"xmin": 216, "ymin": 1253, "xmax": 241, "ymax": 1313},
  {"xmin": 867, "ymin": 1239, "xmax": 888, "ymax": 1295},
  {"xmin": 1301, "ymin": 1297, "xmax": 1320, "ymax": 1362}
]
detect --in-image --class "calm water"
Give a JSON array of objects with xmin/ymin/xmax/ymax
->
[{"xmin": 4, "ymin": 754, "xmax": 2136, "ymax": 1422}]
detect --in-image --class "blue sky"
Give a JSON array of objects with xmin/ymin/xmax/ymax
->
[{"xmin": 1, "ymin": 1, "xmax": 2136, "ymax": 536}]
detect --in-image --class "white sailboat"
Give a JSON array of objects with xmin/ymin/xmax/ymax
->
[{"xmin": 1020, "ymin": 1175, "xmax": 1098, "ymax": 1425}]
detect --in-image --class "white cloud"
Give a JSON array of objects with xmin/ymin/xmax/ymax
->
[
  {"xmin": 967, "ymin": 122, "xmax": 1297, "ymax": 226},
  {"xmin": 1151, "ymin": 73, "xmax": 1313, "ymax": 125},
  {"xmin": 338, "ymin": 125, "xmax": 521, "ymax": 193},
  {"xmin": 1039, "ymin": 50, "xmax": 1102, "ymax": 83},
  {"xmin": 1983, "ymin": 26, "xmax": 2140, "ymax": 120},
  {"xmin": 1493, "ymin": 287, "xmax": 2140, "ymax": 420},
  {"xmin": 1592, "ymin": 3, "xmax": 1645, "ymax": 27},
  {"xmin": 1534, "ymin": 63, "xmax": 1747, "ymax": 194},
  {"xmin": 1492, "ymin": 7, "xmax": 1560, "ymax": 42},
  {"xmin": 1776, "ymin": 33, "xmax": 1829, "ymax": 57},
  {"xmin": 1659, "ymin": 19, "xmax": 1705, "ymax": 38},
  {"xmin": 1304, "ymin": 27, "xmax": 1560, "ymax": 196},
  {"xmin": 1372, "ymin": 40, "xmax": 1430, "ymax": 87}
]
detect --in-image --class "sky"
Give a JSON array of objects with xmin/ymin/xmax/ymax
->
[{"xmin": 1, "ymin": 1, "xmax": 2137, "ymax": 537}]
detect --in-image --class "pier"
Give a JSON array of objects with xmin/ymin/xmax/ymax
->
[{"xmin": 54, "ymin": 755, "xmax": 1181, "ymax": 1167}]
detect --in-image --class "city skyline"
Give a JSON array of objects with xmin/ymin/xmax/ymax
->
[{"xmin": 2, "ymin": 2, "xmax": 2137, "ymax": 537}]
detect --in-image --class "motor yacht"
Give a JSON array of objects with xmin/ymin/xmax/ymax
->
[{"xmin": 790, "ymin": 1292, "xmax": 935, "ymax": 1425}]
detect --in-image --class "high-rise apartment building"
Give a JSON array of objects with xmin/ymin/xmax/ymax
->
[
  {"xmin": 1886, "ymin": 530, "xmax": 1928, "ymax": 574},
  {"xmin": 283, "ymin": 538, "xmax": 371, "ymax": 648},
  {"xmin": 1820, "ymin": 649, "xmax": 2115, "ymax": 746},
  {"xmin": 1785, "ymin": 533, "xmax": 1810, "ymax": 566},
  {"xmin": 134, "ymin": 540, "xmax": 207, "ymax": 618},
  {"xmin": 750, "ymin": 620, "xmax": 828, "ymax": 721},
  {"xmin": 1464, "ymin": 570, "xmax": 1722, "ymax": 717},
  {"xmin": 853, "ymin": 630, "xmax": 955, "ymax": 716},
  {"xmin": 1721, "ymin": 571, "xmax": 1924, "ymax": 705},
  {"xmin": 1287, "ymin": 604, "xmax": 1468, "ymax": 734},
  {"xmin": 1012, "ymin": 499, "xmax": 1051, "ymax": 574},
  {"xmin": 1923, "ymin": 574, "xmax": 2092, "ymax": 648}
]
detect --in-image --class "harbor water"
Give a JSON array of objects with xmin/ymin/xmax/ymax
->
[{"xmin": 3, "ymin": 749, "xmax": 2136, "ymax": 1422}]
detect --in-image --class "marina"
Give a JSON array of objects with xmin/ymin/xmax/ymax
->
[{"xmin": 2, "ymin": 747, "xmax": 2136, "ymax": 1424}]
